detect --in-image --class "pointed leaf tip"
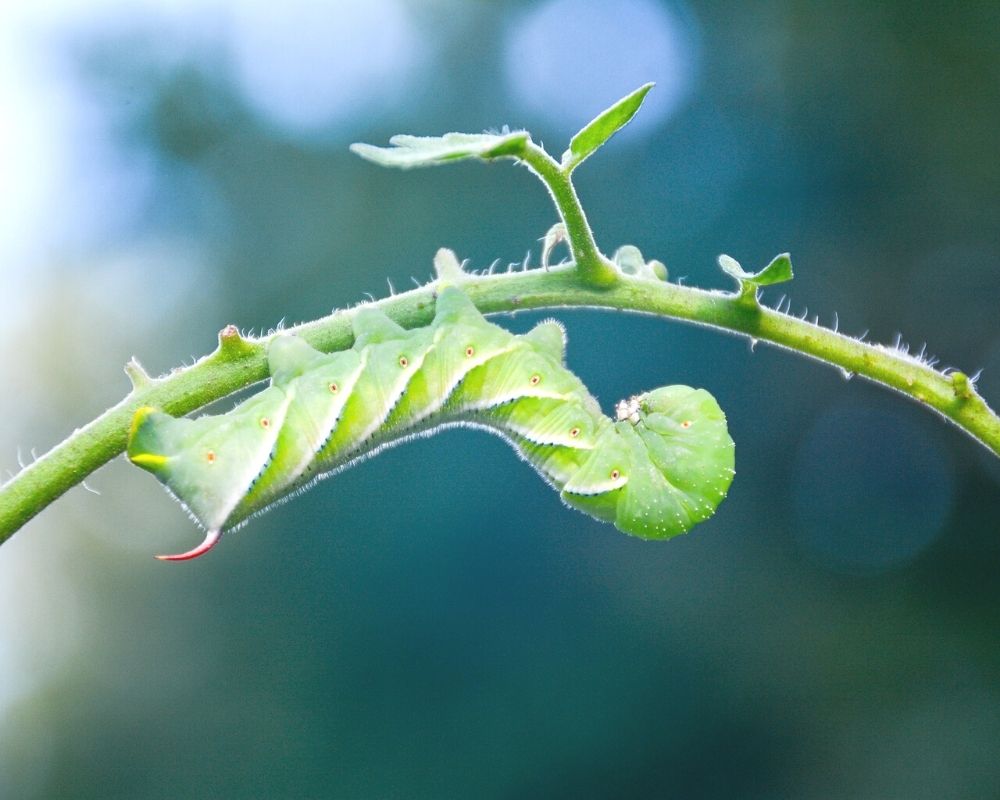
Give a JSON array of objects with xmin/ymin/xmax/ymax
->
[
  {"xmin": 756, "ymin": 253, "xmax": 793, "ymax": 285},
  {"xmin": 563, "ymin": 83, "xmax": 654, "ymax": 171}
]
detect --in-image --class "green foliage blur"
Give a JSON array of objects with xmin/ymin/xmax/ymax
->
[{"xmin": 2, "ymin": 2, "xmax": 999, "ymax": 798}]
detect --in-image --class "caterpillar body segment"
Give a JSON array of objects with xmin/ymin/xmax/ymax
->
[{"xmin": 127, "ymin": 288, "xmax": 734, "ymax": 559}]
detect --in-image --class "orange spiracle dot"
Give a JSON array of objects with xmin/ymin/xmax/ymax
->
[
  {"xmin": 329, "ymin": 382, "xmax": 339, "ymax": 394},
  {"xmin": 465, "ymin": 346, "xmax": 475, "ymax": 357},
  {"xmin": 529, "ymin": 374, "xmax": 541, "ymax": 385},
  {"xmin": 399, "ymin": 356, "xmax": 409, "ymax": 368},
  {"xmin": 569, "ymin": 427, "xmax": 581, "ymax": 438},
  {"xmin": 206, "ymin": 450, "xmax": 216, "ymax": 464},
  {"xmin": 610, "ymin": 469, "xmax": 621, "ymax": 480},
  {"xmin": 260, "ymin": 417, "xmax": 270, "ymax": 429},
  {"xmin": 680, "ymin": 420, "xmax": 692, "ymax": 429}
]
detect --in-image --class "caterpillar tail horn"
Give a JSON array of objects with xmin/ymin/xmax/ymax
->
[{"xmin": 154, "ymin": 528, "xmax": 222, "ymax": 562}]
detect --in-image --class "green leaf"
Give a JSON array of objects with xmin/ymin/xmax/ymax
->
[
  {"xmin": 718, "ymin": 253, "xmax": 793, "ymax": 289},
  {"xmin": 612, "ymin": 244, "xmax": 667, "ymax": 281},
  {"xmin": 562, "ymin": 83, "xmax": 654, "ymax": 171},
  {"xmin": 350, "ymin": 131, "xmax": 530, "ymax": 169}
]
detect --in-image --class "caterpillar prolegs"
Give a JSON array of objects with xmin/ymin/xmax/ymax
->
[{"xmin": 127, "ymin": 288, "xmax": 735, "ymax": 560}]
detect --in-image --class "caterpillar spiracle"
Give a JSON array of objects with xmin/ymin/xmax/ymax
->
[{"xmin": 128, "ymin": 287, "xmax": 735, "ymax": 560}]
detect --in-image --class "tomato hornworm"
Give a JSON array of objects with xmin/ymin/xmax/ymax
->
[{"xmin": 128, "ymin": 287, "xmax": 734, "ymax": 560}]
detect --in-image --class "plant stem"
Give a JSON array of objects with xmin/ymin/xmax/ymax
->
[
  {"xmin": 518, "ymin": 143, "xmax": 618, "ymax": 287},
  {"xmin": 2, "ymin": 265, "xmax": 998, "ymax": 546}
]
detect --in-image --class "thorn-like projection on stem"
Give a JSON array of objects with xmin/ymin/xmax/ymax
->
[
  {"xmin": 124, "ymin": 357, "xmax": 153, "ymax": 391},
  {"xmin": 541, "ymin": 222, "xmax": 568, "ymax": 268},
  {"xmin": 950, "ymin": 371, "xmax": 972, "ymax": 401},
  {"xmin": 433, "ymin": 248, "xmax": 466, "ymax": 285},
  {"xmin": 155, "ymin": 528, "xmax": 222, "ymax": 561},
  {"xmin": 216, "ymin": 324, "xmax": 257, "ymax": 360}
]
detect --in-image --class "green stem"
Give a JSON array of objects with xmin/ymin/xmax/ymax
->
[
  {"xmin": 518, "ymin": 142, "xmax": 618, "ymax": 287},
  {"xmin": 2, "ymin": 265, "xmax": 998, "ymax": 545}
]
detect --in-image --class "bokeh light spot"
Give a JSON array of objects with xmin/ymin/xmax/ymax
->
[
  {"xmin": 503, "ymin": 0, "xmax": 699, "ymax": 139},
  {"xmin": 228, "ymin": 0, "xmax": 420, "ymax": 135},
  {"xmin": 791, "ymin": 405, "xmax": 954, "ymax": 574}
]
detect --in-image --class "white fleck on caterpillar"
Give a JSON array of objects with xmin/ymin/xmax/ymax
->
[{"xmin": 128, "ymin": 288, "xmax": 735, "ymax": 560}]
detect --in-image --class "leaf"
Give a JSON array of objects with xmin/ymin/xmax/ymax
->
[
  {"xmin": 612, "ymin": 244, "xmax": 667, "ymax": 281},
  {"xmin": 718, "ymin": 253, "xmax": 793, "ymax": 289},
  {"xmin": 562, "ymin": 83, "xmax": 654, "ymax": 171},
  {"xmin": 350, "ymin": 130, "xmax": 530, "ymax": 169}
]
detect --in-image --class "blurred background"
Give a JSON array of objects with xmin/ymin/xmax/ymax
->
[{"xmin": 2, "ymin": 1, "xmax": 999, "ymax": 797}]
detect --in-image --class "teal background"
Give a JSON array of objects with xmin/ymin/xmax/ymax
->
[{"xmin": 2, "ymin": 2, "xmax": 999, "ymax": 797}]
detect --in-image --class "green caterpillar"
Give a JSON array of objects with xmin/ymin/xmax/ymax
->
[{"xmin": 128, "ymin": 287, "xmax": 735, "ymax": 560}]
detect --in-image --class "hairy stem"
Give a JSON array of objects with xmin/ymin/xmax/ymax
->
[
  {"xmin": 2, "ymin": 265, "xmax": 997, "ymax": 545},
  {"xmin": 518, "ymin": 142, "xmax": 618, "ymax": 287}
]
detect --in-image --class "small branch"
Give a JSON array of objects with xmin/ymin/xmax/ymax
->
[
  {"xmin": 518, "ymin": 142, "xmax": 618, "ymax": 287},
  {"xmin": 2, "ymin": 264, "xmax": 998, "ymax": 546}
]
